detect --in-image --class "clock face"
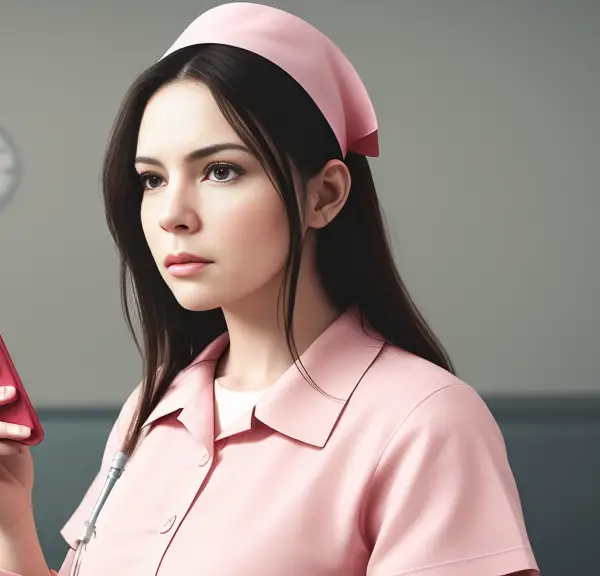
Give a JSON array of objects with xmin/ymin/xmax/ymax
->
[{"xmin": 0, "ymin": 129, "xmax": 19, "ymax": 210}]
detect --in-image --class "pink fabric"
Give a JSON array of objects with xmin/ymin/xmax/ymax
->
[
  {"xmin": 161, "ymin": 2, "xmax": 379, "ymax": 158},
  {"xmin": 0, "ymin": 573, "xmax": 56, "ymax": 576},
  {"xmin": 0, "ymin": 307, "xmax": 540, "ymax": 575},
  {"xmin": 0, "ymin": 570, "xmax": 57, "ymax": 575}
]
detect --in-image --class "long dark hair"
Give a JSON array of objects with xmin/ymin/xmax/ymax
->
[{"xmin": 102, "ymin": 44, "xmax": 454, "ymax": 457}]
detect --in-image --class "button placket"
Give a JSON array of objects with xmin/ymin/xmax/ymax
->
[{"xmin": 157, "ymin": 444, "xmax": 213, "ymax": 540}]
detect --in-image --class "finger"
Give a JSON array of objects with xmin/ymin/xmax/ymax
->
[
  {"xmin": 0, "ymin": 386, "xmax": 16, "ymax": 406},
  {"xmin": 0, "ymin": 422, "xmax": 31, "ymax": 440},
  {"xmin": 0, "ymin": 440, "xmax": 23, "ymax": 457}
]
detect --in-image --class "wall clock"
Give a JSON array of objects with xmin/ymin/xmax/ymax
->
[{"xmin": 0, "ymin": 129, "xmax": 20, "ymax": 211}]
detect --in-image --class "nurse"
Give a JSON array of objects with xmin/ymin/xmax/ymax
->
[{"xmin": 0, "ymin": 3, "xmax": 539, "ymax": 575}]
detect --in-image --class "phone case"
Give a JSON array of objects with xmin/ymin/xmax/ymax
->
[{"xmin": 0, "ymin": 334, "xmax": 44, "ymax": 445}]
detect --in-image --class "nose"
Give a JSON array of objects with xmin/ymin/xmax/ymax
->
[{"xmin": 157, "ymin": 178, "xmax": 201, "ymax": 234}]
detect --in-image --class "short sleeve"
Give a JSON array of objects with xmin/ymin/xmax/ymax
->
[
  {"xmin": 59, "ymin": 384, "xmax": 142, "ymax": 551},
  {"xmin": 0, "ymin": 391, "xmax": 135, "ymax": 576},
  {"xmin": 0, "ymin": 571, "xmax": 58, "ymax": 576},
  {"xmin": 0, "ymin": 386, "xmax": 143, "ymax": 576},
  {"xmin": 362, "ymin": 383, "xmax": 539, "ymax": 576}
]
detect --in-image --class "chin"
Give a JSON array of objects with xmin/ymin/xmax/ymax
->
[
  {"xmin": 175, "ymin": 295, "xmax": 221, "ymax": 312},
  {"xmin": 167, "ymin": 284, "xmax": 222, "ymax": 312},
  {"xmin": 165, "ymin": 276, "xmax": 266, "ymax": 314}
]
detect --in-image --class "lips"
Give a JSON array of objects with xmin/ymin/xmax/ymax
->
[{"xmin": 164, "ymin": 253, "xmax": 212, "ymax": 267}]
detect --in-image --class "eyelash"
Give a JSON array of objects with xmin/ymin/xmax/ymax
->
[{"xmin": 138, "ymin": 162, "xmax": 244, "ymax": 190}]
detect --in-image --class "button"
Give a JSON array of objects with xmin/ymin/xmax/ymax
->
[
  {"xmin": 199, "ymin": 446, "xmax": 210, "ymax": 467},
  {"xmin": 160, "ymin": 514, "xmax": 177, "ymax": 534}
]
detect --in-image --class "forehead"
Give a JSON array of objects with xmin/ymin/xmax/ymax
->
[{"xmin": 136, "ymin": 80, "xmax": 240, "ymax": 154}]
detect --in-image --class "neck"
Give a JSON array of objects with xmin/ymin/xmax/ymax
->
[{"xmin": 214, "ymin": 260, "xmax": 340, "ymax": 392}]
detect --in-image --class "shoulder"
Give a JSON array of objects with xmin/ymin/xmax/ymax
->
[
  {"xmin": 351, "ymin": 343, "xmax": 503, "ymax": 451},
  {"xmin": 359, "ymin": 346, "xmax": 537, "ymax": 575}
]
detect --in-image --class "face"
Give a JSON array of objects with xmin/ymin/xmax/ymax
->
[{"xmin": 136, "ymin": 80, "xmax": 290, "ymax": 312}]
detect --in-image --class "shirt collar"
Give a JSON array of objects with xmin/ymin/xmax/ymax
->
[
  {"xmin": 141, "ymin": 306, "xmax": 385, "ymax": 448},
  {"xmin": 139, "ymin": 333, "xmax": 226, "ymax": 445}
]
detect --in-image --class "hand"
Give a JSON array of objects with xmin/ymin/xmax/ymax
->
[{"xmin": 0, "ymin": 385, "xmax": 35, "ymax": 530}]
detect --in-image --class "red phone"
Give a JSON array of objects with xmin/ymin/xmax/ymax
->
[{"xmin": 0, "ymin": 334, "xmax": 44, "ymax": 445}]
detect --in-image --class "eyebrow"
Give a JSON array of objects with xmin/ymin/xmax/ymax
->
[{"xmin": 134, "ymin": 143, "xmax": 251, "ymax": 167}]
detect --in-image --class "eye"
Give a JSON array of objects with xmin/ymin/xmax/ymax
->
[
  {"xmin": 139, "ymin": 172, "xmax": 164, "ymax": 190},
  {"xmin": 204, "ymin": 162, "xmax": 242, "ymax": 183}
]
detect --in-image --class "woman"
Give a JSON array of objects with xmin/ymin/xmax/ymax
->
[{"xmin": 0, "ymin": 3, "xmax": 539, "ymax": 575}]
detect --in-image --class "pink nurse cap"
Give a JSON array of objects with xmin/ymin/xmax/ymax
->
[{"xmin": 160, "ymin": 2, "xmax": 379, "ymax": 158}]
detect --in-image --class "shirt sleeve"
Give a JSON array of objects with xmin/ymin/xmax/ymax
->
[
  {"xmin": 362, "ymin": 383, "xmax": 540, "ymax": 576},
  {"xmin": 54, "ymin": 550, "xmax": 74, "ymax": 576},
  {"xmin": 0, "ymin": 388, "xmax": 138, "ymax": 576},
  {"xmin": 0, "ymin": 572, "xmax": 57, "ymax": 576},
  {"xmin": 0, "ymin": 383, "xmax": 145, "ymax": 576},
  {"xmin": 58, "ymin": 416, "xmax": 123, "ymax": 551},
  {"xmin": 59, "ymin": 384, "xmax": 141, "ymax": 551},
  {"xmin": 0, "ymin": 566, "xmax": 63, "ymax": 576},
  {"xmin": 0, "ymin": 433, "xmax": 114, "ymax": 576}
]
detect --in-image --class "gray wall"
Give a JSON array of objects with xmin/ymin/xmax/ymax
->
[{"xmin": 0, "ymin": 0, "xmax": 598, "ymax": 407}]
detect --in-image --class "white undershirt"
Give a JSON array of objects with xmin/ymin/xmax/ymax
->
[{"xmin": 213, "ymin": 378, "xmax": 270, "ymax": 434}]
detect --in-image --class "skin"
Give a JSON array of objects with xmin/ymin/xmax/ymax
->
[{"xmin": 135, "ymin": 79, "xmax": 352, "ymax": 391}]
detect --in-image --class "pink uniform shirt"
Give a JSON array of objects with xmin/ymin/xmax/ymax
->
[{"xmin": 2, "ymin": 308, "xmax": 539, "ymax": 575}]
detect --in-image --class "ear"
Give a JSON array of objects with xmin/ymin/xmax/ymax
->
[{"xmin": 304, "ymin": 159, "xmax": 351, "ymax": 230}]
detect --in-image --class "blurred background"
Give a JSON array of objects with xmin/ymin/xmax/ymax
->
[{"xmin": 1, "ymin": 1, "xmax": 598, "ymax": 574}]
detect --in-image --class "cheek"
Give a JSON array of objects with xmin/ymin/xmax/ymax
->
[
  {"xmin": 140, "ymin": 201, "xmax": 158, "ymax": 254},
  {"xmin": 220, "ymin": 196, "xmax": 289, "ymax": 267}
]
